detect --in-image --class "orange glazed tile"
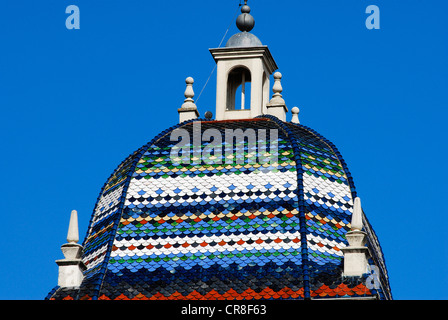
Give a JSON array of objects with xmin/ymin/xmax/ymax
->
[
  {"xmin": 185, "ymin": 290, "xmax": 201, "ymax": 300},
  {"xmin": 249, "ymin": 290, "xmax": 263, "ymax": 300},
  {"xmin": 354, "ymin": 284, "xmax": 370, "ymax": 295},
  {"xmin": 260, "ymin": 287, "xmax": 275, "ymax": 299},
  {"xmin": 235, "ymin": 293, "xmax": 245, "ymax": 300},
  {"xmin": 225, "ymin": 288, "xmax": 239, "ymax": 299},
  {"xmin": 271, "ymin": 292, "xmax": 281, "ymax": 299},
  {"xmin": 171, "ymin": 291, "xmax": 182, "ymax": 297},
  {"xmin": 98, "ymin": 294, "xmax": 110, "ymax": 300},
  {"xmin": 133, "ymin": 293, "xmax": 148, "ymax": 300},
  {"xmin": 280, "ymin": 289, "xmax": 292, "ymax": 299},
  {"xmin": 327, "ymin": 289, "xmax": 338, "ymax": 297},
  {"xmin": 292, "ymin": 237, "xmax": 301, "ymax": 243},
  {"xmin": 62, "ymin": 295, "xmax": 74, "ymax": 300},
  {"xmin": 116, "ymin": 293, "xmax": 129, "ymax": 300},
  {"xmin": 314, "ymin": 284, "xmax": 327, "ymax": 294},
  {"xmin": 203, "ymin": 289, "xmax": 218, "ymax": 299},
  {"xmin": 241, "ymin": 288, "xmax": 256, "ymax": 298},
  {"xmin": 149, "ymin": 292, "xmax": 165, "ymax": 300},
  {"xmin": 289, "ymin": 289, "xmax": 303, "ymax": 299},
  {"xmin": 216, "ymin": 294, "xmax": 227, "ymax": 300}
]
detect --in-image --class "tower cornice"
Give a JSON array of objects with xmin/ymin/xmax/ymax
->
[{"xmin": 209, "ymin": 46, "xmax": 278, "ymax": 75}]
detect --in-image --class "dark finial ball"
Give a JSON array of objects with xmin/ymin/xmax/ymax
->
[
  {"xmin": 204, "ymin": 111, "xmax": 213, "ymax": 120},
  {"xmin": 236, "ymin": 13, "xmax": 255, "ymax": 32},
  {"xmin": 241, "ymin": 5, "xmax": 251, "ymax": 14}
]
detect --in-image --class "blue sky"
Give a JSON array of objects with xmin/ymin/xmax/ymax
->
[{"xmin": 0, "ymin": 0, "xmax": 446, "ymax": 300}]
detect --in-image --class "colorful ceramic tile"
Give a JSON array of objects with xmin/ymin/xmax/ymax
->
[{"xmin": 47, "ymin": 117, "xmax": 391, "ymax": 300}]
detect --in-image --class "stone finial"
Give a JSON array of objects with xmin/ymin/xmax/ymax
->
[
  {"xmin": 178, "ymin": 77, "xmax": 199, "ymax": 123},
  {"xmin": 67, "ymin": 210, "xmax": 79, "ymax": 244},
  {"xmin": 267, "ymin": 72, "xmax": 288, "ymax": 121},
  {"xmin": 271, "ymin": 72, "xmax": 284, "ymax": 103},
  {"xmin": 291, "ymin": 106, "xmax": 300, "ymax": 124},
  {"xmin": 351, "ymin": 197, "xmax": 363, "ymax": 231},
  {"xmin": 204, "ymin": 111, "xmax": 213, "ymax": 120},
  {"xmin": 236, "ymin": 1, "xmax": 255, "ymax": 32},
  {"xmin": 341, "ymin": 197, "xmax": 369, "ymax": 277},
  {"xmin": 56, "ymin": 210, "xmax": 86, "ymax": 288},
  {"xmin": 182, "ymin": 77, "xmax": 195, "ymax": 108}
]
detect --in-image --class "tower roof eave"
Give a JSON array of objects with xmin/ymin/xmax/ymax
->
[{"xmin": 209, "ymin": 45, "xmax": 278, "ymax": 75}]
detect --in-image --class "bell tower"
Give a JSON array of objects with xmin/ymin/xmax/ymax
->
[{"xmin": 210, "ymin": 1, "xmax": 279, "ymax": 121}]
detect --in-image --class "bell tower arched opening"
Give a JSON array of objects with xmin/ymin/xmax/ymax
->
[{"xmin": 227, "ymin": 67, "xmax": 252, "ymax": 111}]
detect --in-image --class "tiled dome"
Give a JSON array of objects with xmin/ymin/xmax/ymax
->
[{"xmin": 46, "ymin": 115, "xmax": 392, "ymax": 300}]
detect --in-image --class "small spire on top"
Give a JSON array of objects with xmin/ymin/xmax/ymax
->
[
  {"xmin": 56, "ymin": 209, "xmax": 86, "ymax": 288},
  {"xmin": 236, "ymin": 0, "xmax": 255, "ymax": 32},
  {"xmin": 266, "ymin": 72, "xmax": 288, "ymax": 121},
  {"xmin": 341, "ymin": 196, "xmax": 369, "ymax": 277},
  {"xmin": 182, "ymin": 77, "xmax": 196, "ymax": 108},
  {"xmin": 67, "ymin": 210, "xmax": 79, "ymax": 244},
  {"xmin": 351, "ymin": 197, "xmax": 364, "ymax": 231},
  {"xmin": 291, "ymin": 107, "xmax": 300, "ymax": 124},
  {"xmin": 178, "ymin": 77, "xmax": 199, "ymax": 123}
]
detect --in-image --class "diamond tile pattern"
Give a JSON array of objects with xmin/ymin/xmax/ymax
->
[{"xmin": 47, "ymin": 117, "xmax": 391, "ymax": 300}]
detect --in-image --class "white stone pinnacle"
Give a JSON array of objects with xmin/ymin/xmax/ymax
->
[
  {"xmin": 291, "ymin": 106, "xmax": 300, "ymax": 124},
  {"xmin": 182, "ymin": 77, "xmax": 195, "ymax": 107},
  {"xmin": 67, "ymin": 210, "xmax": 79, "ymax": 244},
  {"xmin": 351, "ymin": 197, "xmax": 363, "ymax": 231},
  {"xmin": 178, "ymin": 76, "xmax": 199, "ymax": 122},
  {"xmin": 272, "ymin": 72, "xmax": 283, "ymax": 97},
  {"xmin": 57, "ymin": 210, "xmax": 86, "ymax": 287},
  {"xmin": 266, "ymin": 71, "xmax": 288, "ymax": 121},
  {"xmin": 341, "ymin": 196, "xmax": 369, "ymax": 277}
]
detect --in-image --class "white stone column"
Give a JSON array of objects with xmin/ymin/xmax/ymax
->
[
  {"xmin": 341, "ymin": 197, "xmax": 370, "ymax": 277},
  {"xmin": 249, "ymin": 58, "xmax": 264, "ymax": 118}
]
